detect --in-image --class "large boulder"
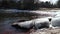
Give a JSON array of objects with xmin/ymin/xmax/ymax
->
[
  {"xmin": 51, "ymin": 17, "xmax": 60, "ymax": 27},
  {"xmin": 11, "ymin": 17, "xmax": 52, "ymax": 30},
  {"xmin": 11, "ymin": 20, "xmax": 33, "ymax": 30},
  {"xmin": 34, "ymin": 17, "xmax": 50, "ymax": 29}
]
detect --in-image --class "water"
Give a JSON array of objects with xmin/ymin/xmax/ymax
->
[
  {"xmin": 0, "ymin": 16, "xmax": 50, "ymax": 34},
  {"xmin": 0, "ymin": 17, "xmax": 34, "ymax": 34},
  {"xmin": 0, "ymin": 18, "xmax": 19, "ymax": 34},
  {"xmin": 0, "ymin": 9, "xmax": 60, "ymax": 34}
]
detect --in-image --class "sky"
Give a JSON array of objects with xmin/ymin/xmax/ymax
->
[{"xmin": 39, "ymin": 0, "xmax": 58, "ymax": 4}]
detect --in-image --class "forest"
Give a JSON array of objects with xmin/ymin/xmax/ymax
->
[{"xmin": 0, "ymin": 0, "xmax": 60, "ymax": 10}]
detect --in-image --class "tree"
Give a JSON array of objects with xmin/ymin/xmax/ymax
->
[
  {"xmin": 39, "ymin": 1, "xmax": 54, "ymax": 8},
  {"xmin": 1, "ymin": 0, "xmax": 17, "ymax": 9},
  {"xmin": 17, "ymin": 1, "xmax": 21, "ymax": 9},
  {"xmin": 57, "ymin": 0, "xmax": 60, "ymax": 8}
]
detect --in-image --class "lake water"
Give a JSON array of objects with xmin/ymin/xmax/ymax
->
[{"xmin": 0, "ymin": 9, "xmax": 60, "ymax": 34}]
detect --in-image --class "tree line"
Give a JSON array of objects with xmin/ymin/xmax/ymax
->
[{"xmin": 0, "ymin": 0, "xmax": 60, "ymax": 10}]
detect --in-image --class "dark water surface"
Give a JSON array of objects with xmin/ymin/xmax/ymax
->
[
  {"xmin": 0, "ymin": 17, "xmax": 32, "ymax": 34},
  {"xmin": 0, "ymin": 9, "xmax": 54, "ymax": 34}
]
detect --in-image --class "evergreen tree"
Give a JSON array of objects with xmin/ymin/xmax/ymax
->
[{"xmin": 57, "ymin": 0, "xmax": 60, "ymax": 8}]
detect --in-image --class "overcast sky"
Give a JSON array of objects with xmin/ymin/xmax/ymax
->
[{"xmin": 39, "ymin": 0, "xmax": 58, "ymax": 4}]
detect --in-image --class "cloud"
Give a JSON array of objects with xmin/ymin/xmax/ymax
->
[{"xmin": 50, "ymin": 0, "xmax": 58, "ymax": 4}]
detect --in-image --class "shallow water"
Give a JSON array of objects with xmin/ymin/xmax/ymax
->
[{"xmin": 0, "ymin": 17, "xmax": 32, "ymax": 34}]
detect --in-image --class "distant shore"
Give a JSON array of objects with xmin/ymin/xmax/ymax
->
[{"xmin": 38, "ymin": 8, "xmax": 60, "ymax": 10}]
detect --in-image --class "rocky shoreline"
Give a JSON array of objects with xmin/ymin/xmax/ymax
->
[{"xmin": 30, "ymin": 27, "xmax": 60, "ymax": 34}]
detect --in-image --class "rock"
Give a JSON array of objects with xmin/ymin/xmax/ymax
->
[
  {"xmin": 51, "ymin": 17, "xmax": 60, "ymax": 27},
  {"xmin": 11, "ymin": 17, "xmax": 52, "ymax": 30},
  {"xmin": 30, "ymin": 28, "xmax": 60, "ymax": 34}
]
